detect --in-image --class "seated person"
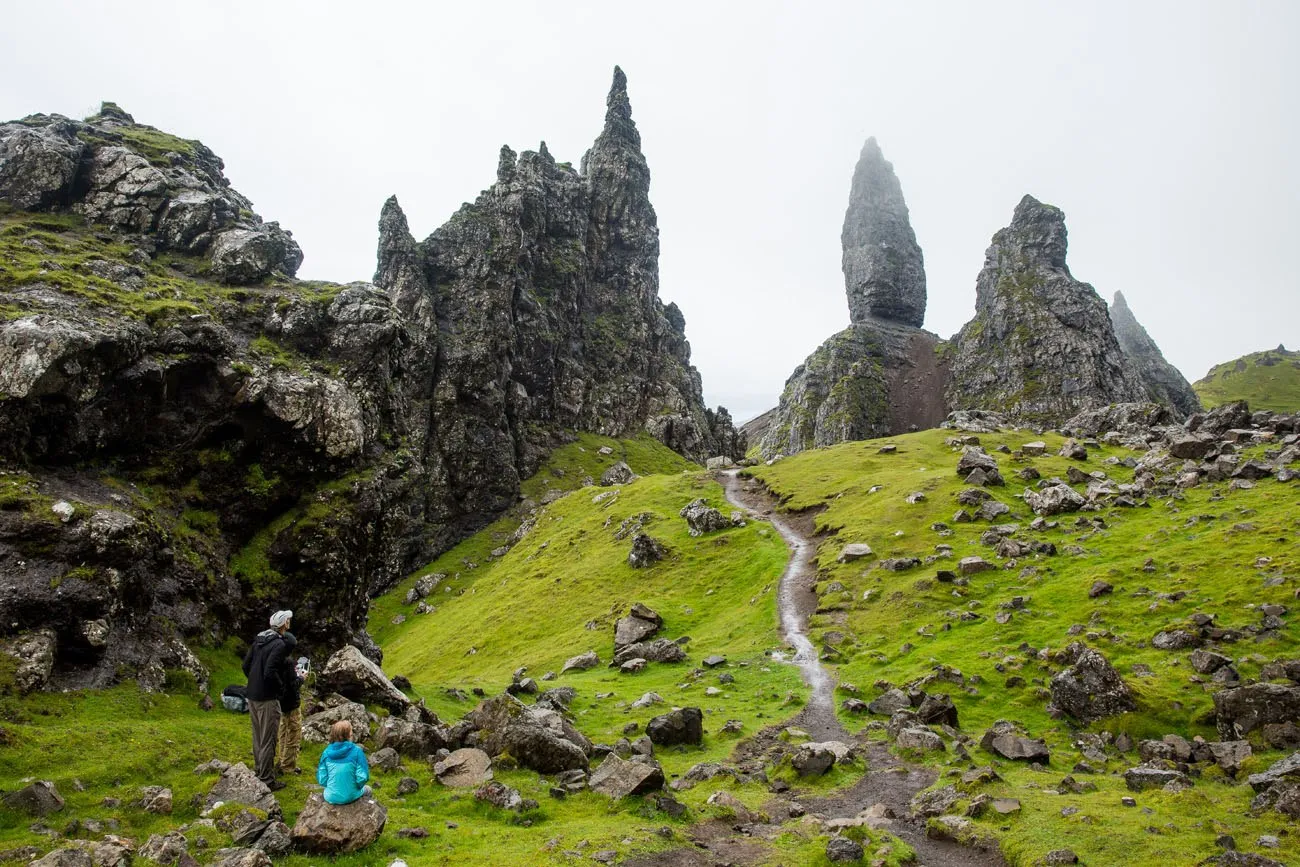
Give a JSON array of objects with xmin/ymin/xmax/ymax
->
[{"xmin": 316, "ymin": 720, "xmax": 371, "ymax": 805}]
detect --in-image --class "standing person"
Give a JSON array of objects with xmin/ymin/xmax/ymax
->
[
  {"xmin": 277, "ymin": 633, "xmax": 306, "ymax": 776},
  {"xmin": 242, "ymin": 609, "xmax": 293, "ymax": 791},
  {"xmin": 317, "ymin": 720, "xmax": 371, "ymax": 805}
]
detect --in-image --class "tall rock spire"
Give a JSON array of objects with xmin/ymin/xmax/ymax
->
[
  {"xmin": 1110, "ymin": 291, "xmax": 1201, "ymax": 415},
  {"xmin": 945, "ymin": 195, "xmax": 1148, "ymax": 422},
  {"xmin": 373, "ymin": 195, "xmax": 433, "ymax": 325},
  {"xmin": 841, "ymin": 137, "xmax": 927, "ymax": 328}
]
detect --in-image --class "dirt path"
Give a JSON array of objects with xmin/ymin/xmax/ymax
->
[{"xmin": 710, "ymin": 470, "xmax": 1008, "ymax": 867}]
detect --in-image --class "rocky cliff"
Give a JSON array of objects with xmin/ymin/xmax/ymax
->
[
  {"xmin": 759, "ymin": 139, "xmax": 947, "ymax": 457},
  {"xmin": 945, "ymin": 195, "xmax": 1148, "ymax": 422},
  {"xmin": 1109, "ymin": 290, "xmax": 1201, "ymax": 416},
  {"xmin": 0, "ymin": 70, "xmax": 738, "ymax": 691}
]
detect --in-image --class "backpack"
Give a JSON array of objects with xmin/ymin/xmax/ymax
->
[{"xmin": 221, "ymin": 683, "xmax": 249, "ymax": 713}]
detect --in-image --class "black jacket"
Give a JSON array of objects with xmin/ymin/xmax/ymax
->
[
  {"xmin": 279, "ymin": 632, "xmax": 303, "ymax": 712},
  {"xmin": 242, "ymin": 629, "xmax": 288, "ymax": 702}
]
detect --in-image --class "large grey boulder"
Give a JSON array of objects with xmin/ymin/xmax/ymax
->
[
  {"xmin": 646, "ymin": 707, "xmax": 703, "ymax": 747},
  {"xmin": 30, "ymin": 851, "xmax": 93, "ymax": 867},
  {"xmin": 434, "ymin": 748, "xmax": 493, "ymax": 787},
  {"xmin": 1024, "ymin": 483, "xmax": 1086, "ymax": 517},
  {"xmin": 1050, "ymin": 644, "xmax": 1135, "ymax": 723},
  {"xmin": 980, "ymin": 721, "xmax": 1050, "ymax": 763},
  {"xmin": 560, "ymin": 650, "xmax": 600, "ymax": 674},
  {"xmin": 374, "ymin": 716, "xmax": 448, "ymax": 758},
  {"xmin": 1247, "ymin": 752, "xmax": 1300, "ymax": 793},
  {"xmin": 75, "ymin": 145, "xmax": 167, "ymax": 230},
  {"xmin": 2, "ymin": 780, "xmax": 64, "ymax": 816},
  {"xmin": 465, "ymin": 693, "xmax": 589, "ymax": 773},
  {"xmin": 301, "ymin": 695, "xmax": 371, "ymax": 743},
  {"xmin": 1215, "ymin": 684, "xmax": 1300, "ymax": 739},
  {"xmin": 202, "ymin": 762, "xmax": 281, "ymax": 819},
  {"xmin": 612, "ymin": 638, "xmax": 687, "ymax": 666},
  {"xmin": 614, "ymin": 603, "xmax": 662, "ymax": 650},
  {"xmin": 588, "ymin": 754, "xmax": 664, "ymax": 798},
  {"xmin": 678, "ymin": 499, "xmax": 730, "ymax": 536},
  {"xmin": 290, "ymin": 792, "xmax": 387, "ymax": 854},
  {"xmin": 0, "ymin": 629, "xmax": 56, "ymax": 694},
  {"xmin": 318, "ymin": 645, "xmax": 410, "ymax": 714}
]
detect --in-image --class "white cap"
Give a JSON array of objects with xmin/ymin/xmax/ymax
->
[{"xmin": 269, "ymin": 610, "xmax": 293, "ymax": 628}]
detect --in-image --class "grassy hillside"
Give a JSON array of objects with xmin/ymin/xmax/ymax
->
[
  {"xmin": 1194, "ymin": 346, "xmax": 1300, "ymax": 412},
  {"xmin": 750, "ymin": 428, "xmax": 1299, "ymax": 865}
]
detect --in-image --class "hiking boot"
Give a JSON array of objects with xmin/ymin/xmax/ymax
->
[{"xmin": 267, "ymin": 779, "xmax": 287, "ymax": 791}]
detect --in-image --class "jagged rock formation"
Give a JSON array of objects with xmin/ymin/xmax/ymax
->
[
  {"xmin": 0, "ymin": 72, "xmax": 738, "ymax": 690},
  {"xmin": 945, "ymin": 196, "xmax": 1148, "ymax": 422},
  {"xmin": 842, "ymin": 138, "xmax": 926, "ymax": 327},
  {"xmin": 1109, "ymin": 291, "xmax": 1201, "ymax": 416},
  {"xmin": 0, "ymin": 102, "xmax": 301, "ymax": 283},
  {"xmin": 759, "ymin": 139, "xmax": 946, "ymax": 457}
]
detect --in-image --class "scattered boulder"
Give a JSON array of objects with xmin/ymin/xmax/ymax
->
[
  {"xmin": 474, "ymin": 781, "xmax": 525, "ymax": 811},
  {"xmin": 825, "ymin": 836, "xmax": 864, "ymax": 862},
  {"xmin": 1024, "ymin": 483, "xmax": 1086, "ymax": 516},
  {"xmin": 375, "ymin": 716, "xmax": 448, "ymax": 758},
  {"xmin": 980, "ymin": 722, "xmax": 1050, "ymax": 763},
  {"xmin": 1, "ymin": 629, "xmax": 57, "ymax": 694},
  {"xmin": 290, "ymin": 792, "xmax": 387, "ymax": 854},
  {"xmin": 138, "ymin": 785, "xmax": 173, "ymax": 814},
  {"xmin": 896, "ymin": 727, "xmax": 945, "ymax": 752},
  {"xmin": 465, "ymin": 694, "xmax": 589, "ymax": 773},
  {"xmin": 1215, "ymin": 684, "xmax": 1300, "ymax": 739},
  {"xmin": 678, "ymin": 499, "xmax": 730, "ymax": 536},
  {"xmin": 433, "ymin": 749, "xmax": 493, "ymax": 788},
  {"xmin": 1247, "ymin": 752, "xmax": 1300, "ymax": 793},
  {"xmin": 956, "ymin": 447, "xmax": 999, "ymax": 477},
  {"xmin": 614, "ymin": 603, "xmax": 662, "ymax": 650},
  {"xmin": 600, "ymin": 462, "xmax": 636, "ymax": 486},
  {"xmin": 202, "ymin": 762, "xmax": 281, "ymax": 818},
  {"xmin": 318, "ymin": 645, "xmax": 410, "ymax": 714},
  {"xmin": 613, "ymin": 638, "xmax": 687, "ymax": 666},
  {"xmin": 560, "ymin": 650, "xmax": 600, "ymax": 674},
  {"xmin": 646, "ymin": 707, "xmax": 703, "ymax": 747},
  {"xmin": 138, "ymin": 831, "xmax": 189, "ymax": 863},
  {"xmin": 837, "ymin": 543, "xmax": 874, "ymax": 563},
  {"xmin": 1124, "ymin": 766, "xmax": 1191, "ymax": 791},
  {"xmin": 1050, "ymin": 644, "xmax": 1135, "ymax": 723},
  {"xmin": 959, "ymin": 556, "xmax": 994, "ymax": 575},
  {"xmin": 627, "ymin": 534, "xmax": 668, "ymax": 567},
  {"xmin": 302, "ymin": 695, "xmax": 371, "ymax": 743},
  {"xmin": 791, "ymin": 743, "xmax": 836, "ymax": 777},
  {"xmin": 1152, "ymin": 630, "xmax": 1202, "ymax": 651},
  {"xmin": 868, "ymin": 688, "xmax": 911, "ymax": 715},
  {"xmin": 1, "ymin": 780, "xmax": 64, "ymax": 816},
  {"xmin": 588, "ymin": 754, "xmax": 665, "ymax": 798}
]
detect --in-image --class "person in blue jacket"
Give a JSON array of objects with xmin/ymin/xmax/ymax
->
[{"xmin": 317, "ymin": 720, "xmax": 371, "ymax": 805}]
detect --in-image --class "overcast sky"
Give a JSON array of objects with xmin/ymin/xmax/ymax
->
[{"xmin": 3, "ymin": 1, "xmax": 1296, "ymax": 422}]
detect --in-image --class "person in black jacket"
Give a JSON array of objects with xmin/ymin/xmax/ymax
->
[
  {"xmin": 242, "ymin": 609, "xmax": 293, "ymax": 789},
  {"xmin": 276, "ymin": 632, "xmax": 306, "ymax": 776}
]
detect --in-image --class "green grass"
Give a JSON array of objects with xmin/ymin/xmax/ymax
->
[
  {"xmin": 749, "ymin": 427, "xmax": 1300, "ymax": 865},
  {"xmin": 1194, "ymin": 347, "xmax": 1300, "ymax": 412}
]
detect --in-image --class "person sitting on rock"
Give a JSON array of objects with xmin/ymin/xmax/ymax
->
[{"xmin": 317, "ymin": 720, "xmax": 371, "ymax": 805}]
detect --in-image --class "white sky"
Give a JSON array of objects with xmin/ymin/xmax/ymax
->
[{"xmin": 3, "ymin": 1, "xmax": 1296, "ymax": 423}]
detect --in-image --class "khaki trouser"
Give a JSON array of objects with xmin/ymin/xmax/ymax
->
[
  {"xmin": 277, "ymin": 706, "xmax": 302, "ymax": 773},
  {"xmin": 248, "ymin": 699, "xmax": 281, "ymax": 783}
]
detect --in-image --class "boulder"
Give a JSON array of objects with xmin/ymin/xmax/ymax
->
[
  {"xmin": 588, "ymin": 754, "xmax": 665, "ymax": 798},
  {"xmin": 867, "ymin": 688, "xmax": 911, "ymax": 715},
  {"xmin": 209, "ymin": 847, "xmax": 272, "ymax": 867},
  {"xmin": 956, "ymin": 447, "xmax": 999, "ymax": 477},
  {"xmin": 600, "ymin": 462, "xmax": 636, "ymax": 486},
  {"xmin": 1024, "ymin": 483, "xmax": 1086, "ymax": 516},
  {"xmin": 678, "ymin": 499, "xmax": 730, "ymax": 536},
  {"xmin": 560, "ymin": 650, "xmax": 600, "ymax": 674},
  {"xmin": 0, "ymin": 120, "xmax": 85, "ymax": 209},
  {"xmin": 208, "ymin": 224, "xmax": 303, "ymax": 284},
  {"xmin": 1, "ymin": 629, "xmax": 57, "ymax": 694},
  {"xmin": 1208, "ymin": 740, "xmax": 1252, "ymax": 775},
  {"xmin": 202, "ymin": 762, "xmax": 281, "ymax": 818},
  {"xmin": 138, "ymin": 831, "xmax": 189, "ymax": 863},
  {"xmin": 1152, "ymin": 630, "xmax": 1202, "ymax": 650},
  {"xmin": 825, "ymin": 836, "xmax": 865, "ymax": 863},
  {"xmin": 434, "ymin": 748, "xmax": 494, "ymax": 787},
  {"xmin": 1215, "ymin": 684, "xmax": 1300, "ymax": 739},
  {"xmin": 791, "ymin": 743, "xmax": 836, "ymax": 777},
  {"xmin": 1, "ymin": 780, "xmax": 64, "ymax": 816},
  {"xmin": 318, "ymin": 646, "xmax": 410, "ymax": 714},
  {"xmin": 646, "ymin": 707, "xmax": 703, "ymax": 747},
  {"xmin": 30, "ymin": 852, "xmax": 93, "ymax": 867},
  {"xmin": 1124, "ymin": 766, "xmax": 1191, "ymax": 791},
  {"xmin": 614, "ymin": 604, "xmax": 662, "ymax": 650},
  {"xmin": 466, "ymin": 693, "xmax": 589, "ymax": 773},
  {"xmin": 837, "ymin": 543, "xmax": 873, "ymax": 563},
  {"xmin": 138, "ymin": 785, "xmax": 173, "ymax": 814},
  {"xmin": 374, "ymin": 717, "xmax": 448, "ymax": 758},
  {"xmin": 980, "ymin": 722, "xmax": 1050, "ymax": 763},
  {"xmin": 474, "ymin": 781, "xmax": 526, "ymax": 811},
  {"xmin": 290, "ymin": 792, "xmax": 386, "ymax": 854},
  {"xmin": 627, "ymin": 533, "xmax": 668, "ymax": 567},
  {"xmin": 916, "ymin": 692, "xmax": 960, "ymax": 727},
  {"xmin": 1247, "ymin": 752, "xmax": 1300, "ymax": 793},
  {"xmin": 302, "ymin": 695, "xmax": 371, "ymax": 743},
  {"xmin": 896, "ymin": 727, "xmax": 945, "ymax": 752},
  {"xmin": 612, "ymin": 638, "xmax": 687, "ymax": 666},
  {"xmin": 1050, "ymin": 644, "xmax": 1135, "ymax": 723}
]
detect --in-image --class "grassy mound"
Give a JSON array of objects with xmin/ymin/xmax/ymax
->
[
  {"xmin": 749, "ymin": 427, "xmax": 1299, "ymax": 865},
  {"xmin": 1194, "ymin": 346, "xmax": 1300, "ymax": 412}
]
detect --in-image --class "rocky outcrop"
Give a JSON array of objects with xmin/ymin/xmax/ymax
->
[
  {"xmin": 0, "ymin": 71, "xmax": 740, "ymax": 689},
  {"xmin": 946, "ymin": 196, "xmax": 1148, "ymax": 422},
  {"xmin": 1109, "ymin": 291, "xmax": 1201, "ymax": 416},
  {"xmin": 290, "ymin": 793, "xmax": 386, "ymax": 854},
  {"xmin": 842, "ymin": 138, "xmax": 926, "ymax": 327}
]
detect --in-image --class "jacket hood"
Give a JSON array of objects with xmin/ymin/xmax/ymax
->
[
  {"xmin": 324, "ymin": 741, "xmax": 360, "ymax": 760},
  {"xmin": 252, "ymin": 629, "xmax": 281, "ymax": 646}
]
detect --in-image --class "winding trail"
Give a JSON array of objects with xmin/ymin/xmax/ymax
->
[{"xmin": 717, "ymin": 470, "xmax": 1008, "ymax": 867}]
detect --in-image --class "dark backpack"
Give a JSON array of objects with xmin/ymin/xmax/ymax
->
[{"xmin": 221, "ymin": 684, "xmax": 248, "ymax": 713}]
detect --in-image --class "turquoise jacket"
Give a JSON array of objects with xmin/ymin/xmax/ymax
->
[{"xmin": 316, "ymin": 741, "xmax": 370, "ymax": 805}]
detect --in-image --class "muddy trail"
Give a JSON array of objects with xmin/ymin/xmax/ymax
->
[{"xmin": 624, "ymin": 472, "xmax": 1007, "ymax": 867}]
